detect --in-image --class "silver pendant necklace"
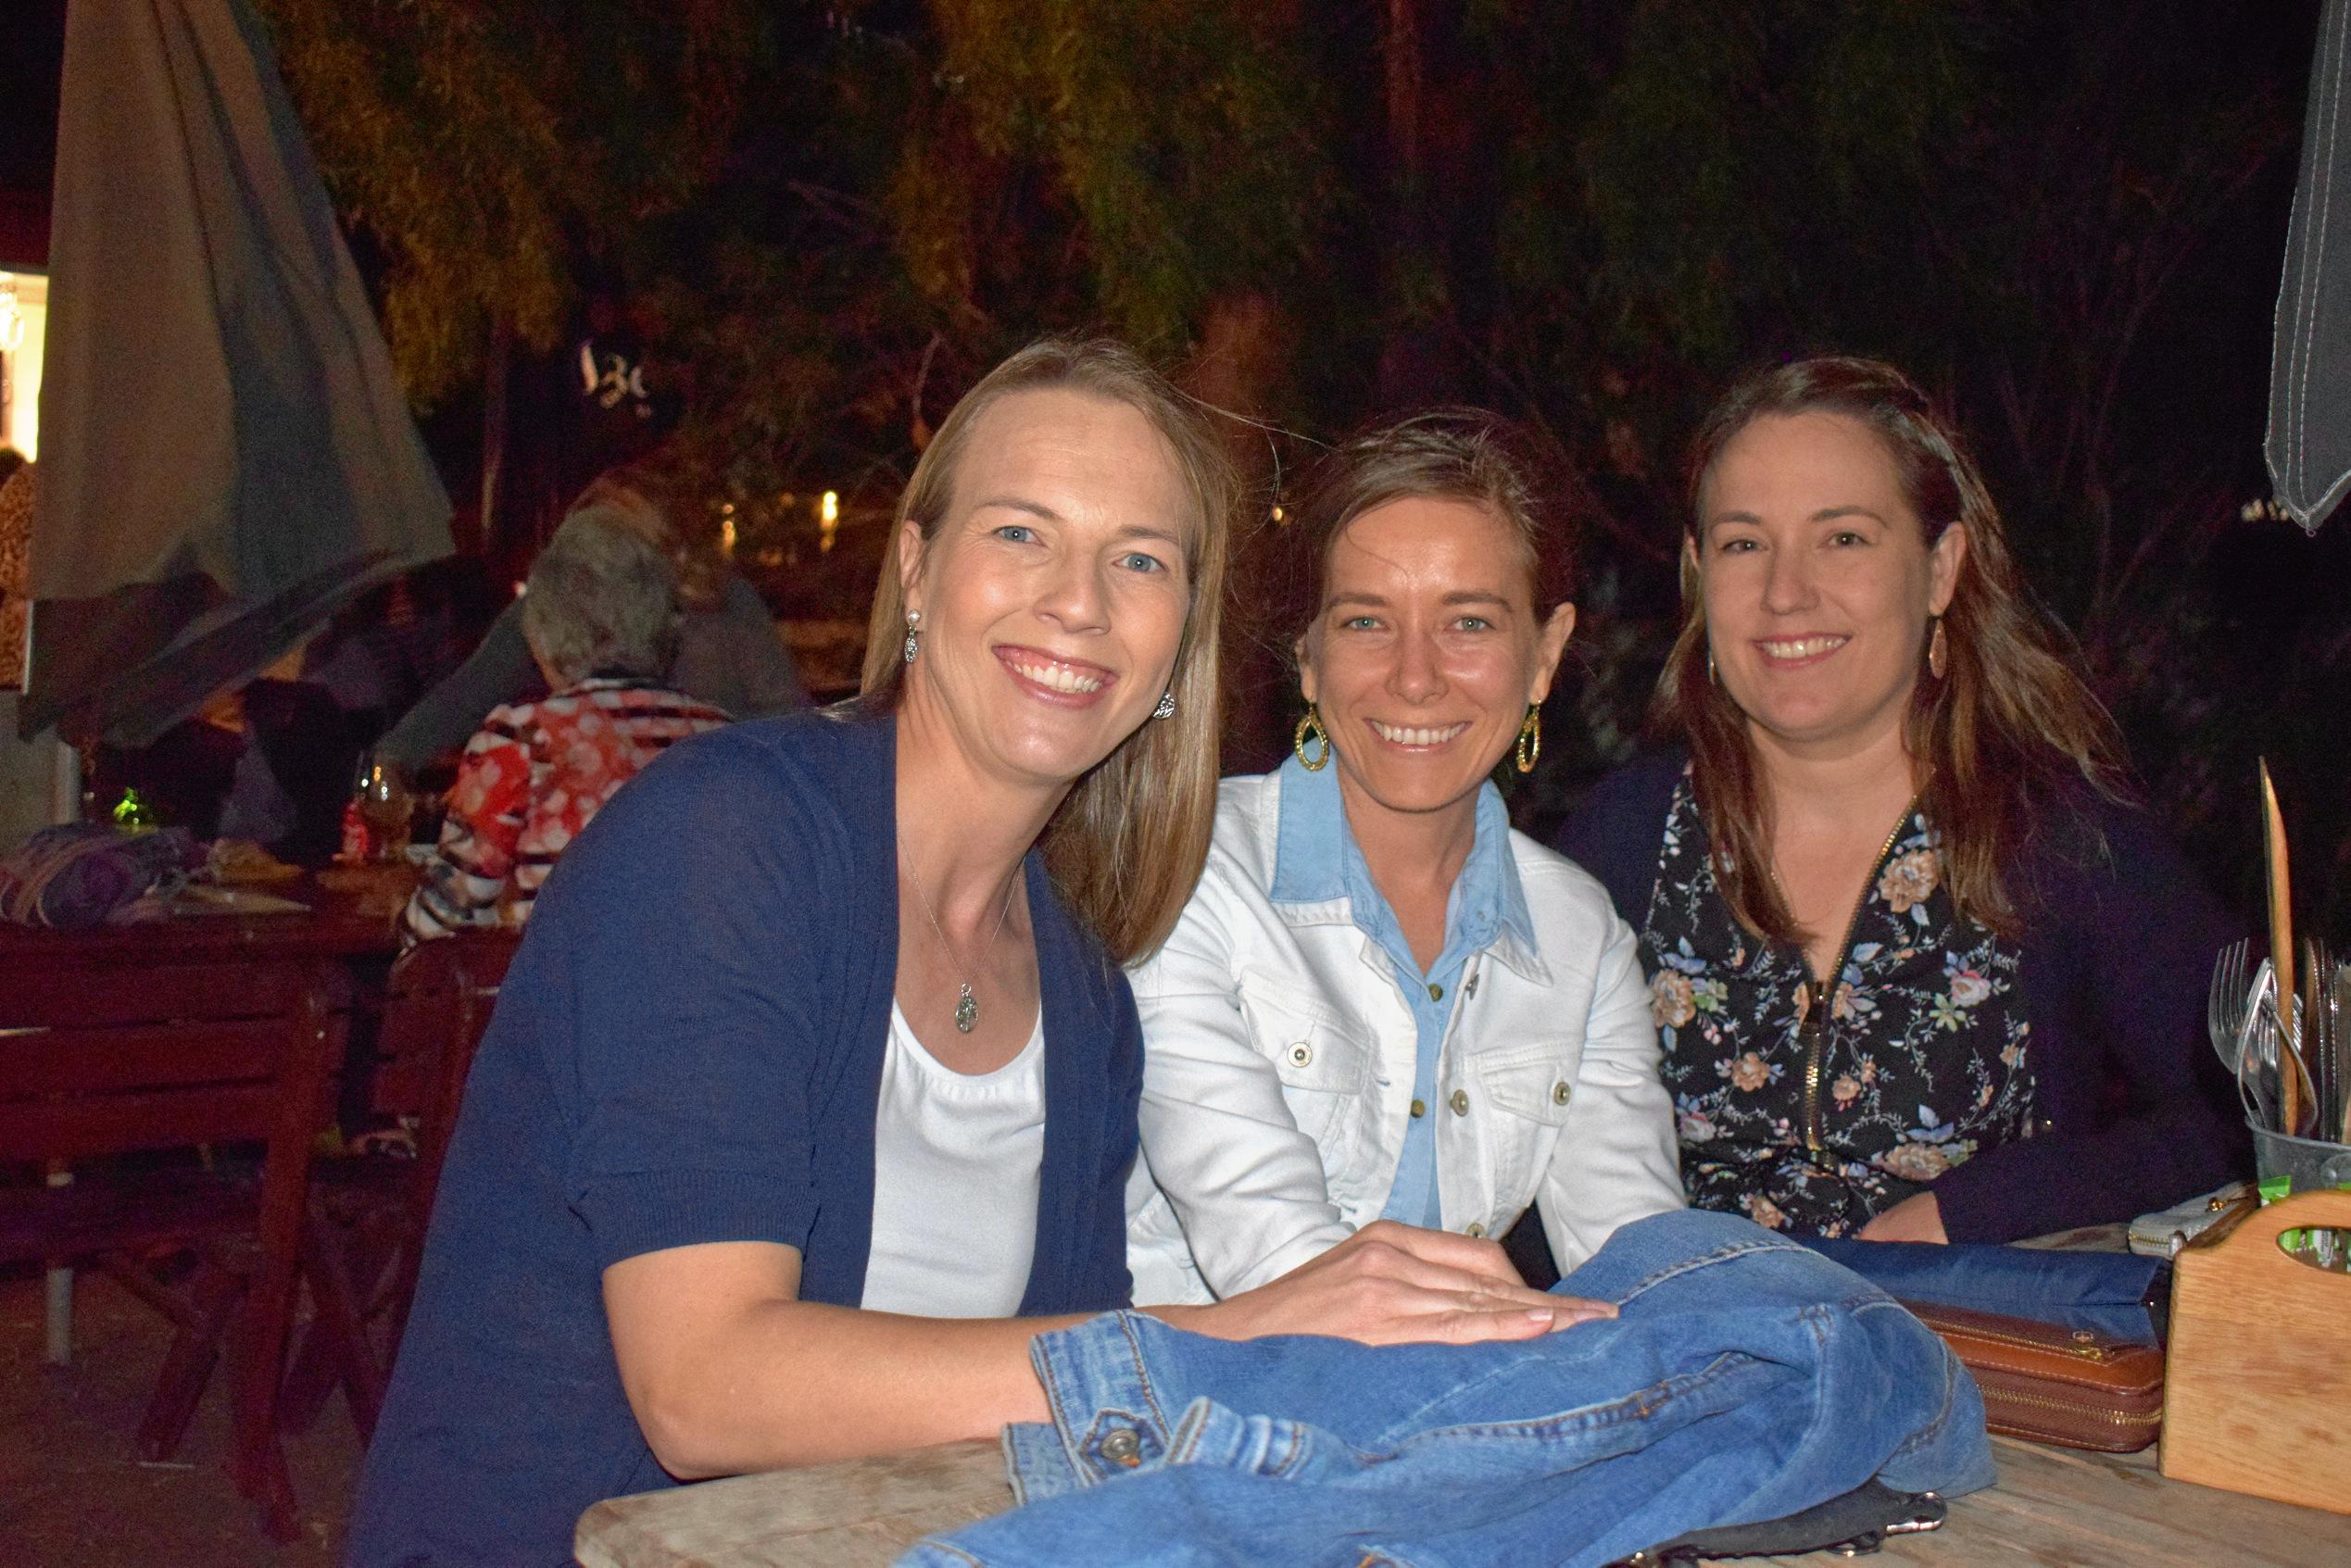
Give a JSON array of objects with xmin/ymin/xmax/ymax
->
[{"xmin": 900, "ymin": 852, "xmax": 1019, "ymax": 1033}]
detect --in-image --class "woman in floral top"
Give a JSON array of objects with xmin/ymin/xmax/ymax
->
[{"xmin": 1559, "ymin": 358, "xmax": 2242, "ymax": 1244}]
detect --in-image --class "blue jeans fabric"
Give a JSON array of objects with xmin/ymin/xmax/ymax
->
[
  {"xmin": 901, "ymin": 1210, "xmax": 1993, "ymax": 1568},
  {"xmin": 1794, "ymin": 1236, "xmax": 2167, "ymax": 1343}
]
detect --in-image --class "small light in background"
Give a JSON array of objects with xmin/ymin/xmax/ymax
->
[
  {"xmin": 721, "ymin": 516, "xmax": 737, "ymax": 556},
  {"xmin": 1271, "ymin": 504, "xmax": 1286, "ymax": 524},
  {"xmin": 512, "ymin": 581, "xmax": 527, "ymax": 598},
  {"xmin": 819, "ymin": 490, "xmax": 840, "ymax": 553}
]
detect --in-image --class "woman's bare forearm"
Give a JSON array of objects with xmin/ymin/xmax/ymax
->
[{"xmin": 633, "ymin": 1298, "xmax": 1096, "ymax": 1477}]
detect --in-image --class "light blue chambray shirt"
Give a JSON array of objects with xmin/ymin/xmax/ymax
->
[{"xmin": 1266, "ymin": 751, "xmax": 1537, "ymax": 1229}]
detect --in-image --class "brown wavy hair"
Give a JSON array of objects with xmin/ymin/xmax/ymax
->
[
  {"xmin": 858, "ymin": 336, "xmax": 1235, "ymax": 965},
  {"xmin": 1655, "ymin": 357, "xmax": 2127, "ymax": 941}
]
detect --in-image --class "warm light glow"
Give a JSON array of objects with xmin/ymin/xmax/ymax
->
[
  {"xmin": 0, "ymin": 270, "xmax": 48, "ymax": 459},
  {"xmin": 720, "ymin": 517, "xmax": 737, "ymax": 555},
  {"xmin": 819, "ymin": 490, "xmax": 840, "ymax": 554},
  {"xmin": 1271, "ymin": 505, "xmax": 1286, "ymax": 523}
]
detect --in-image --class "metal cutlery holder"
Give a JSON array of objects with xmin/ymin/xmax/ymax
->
[{"xmin": 2251, "ymin": 1123, "xmax": 2351, "ymax": 1194}]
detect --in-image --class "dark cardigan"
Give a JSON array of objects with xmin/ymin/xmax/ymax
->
[
  {"xmin": 1556, "ymin": 749, "xmax": 2249, "ymax": 1245},
  {"xmin": 349, "ymin": 710, "xmax": 1141, "ymax": 1567}
]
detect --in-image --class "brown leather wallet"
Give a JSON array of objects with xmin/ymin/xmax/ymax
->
[{"xmin": 1902, "ymin": 1300, "xmax": 2165, "ymax": 1453}]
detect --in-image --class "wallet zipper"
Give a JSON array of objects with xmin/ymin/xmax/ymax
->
[
  {"xmin": 1981, "ymin": 1386, "xmax": 2164, "ymax": 1427},
  {"xmin": 1940, "ymin": 1323, "xmax": 2126, "ymax": 1362}
]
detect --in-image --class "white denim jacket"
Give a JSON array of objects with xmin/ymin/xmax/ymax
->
[{"xmin": 1125, "ymin": 770, "xmax": 1685, "ymax": 1305}]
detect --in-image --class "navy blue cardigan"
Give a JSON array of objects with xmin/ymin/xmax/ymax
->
[
  {"xmin": 349, "ymin": 710, "xmax": 1141, "ymax": 1568},
  {"xmin": 1557, "ymin": 750, "xmax": 2248, "ymax": 1245}
]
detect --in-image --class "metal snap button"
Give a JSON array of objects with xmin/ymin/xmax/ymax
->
[
  {"xmin": 1465, "ymin": 971, "xmax": 1479, "ymax": 997},
  {"xmin": 1465, "ymin": 1222, "xmax": 1486, "ymax": 1238},
  {"xmin": 1449, "ymin": 1088, "xmax": 1469, "ymax": 1116},
  {"xmin": 1288, "ymin": 1041, "xmax": 1313, "ymax": 1068},
  {"xmin": 1100, "ymin": 1427, "xmax": 1144, "ymax": 1467},
  {"xmin": 1427, "ymin": 982, "xmax": 1443, "ymax": 1002},
  {"xmin": 1552, "ymin": 1081, "xmax": 1572, "ymax": 1106},
  {"xmin": 1410, "ymin": 1098, "xmax": 1427, "ymax": 1118}
]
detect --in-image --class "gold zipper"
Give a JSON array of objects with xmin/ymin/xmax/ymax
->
[
  {"xmin": 1926, "ymin": 1321, "xmax": 2126, "ymax": 1361},
  {"xmin": 1800, "ymin": 806, "xmax": 1915, "ymax": 1160},
  {"xmin": 1980, "ymin": 1387, "xmax": 2164, "ymax": 1426}
]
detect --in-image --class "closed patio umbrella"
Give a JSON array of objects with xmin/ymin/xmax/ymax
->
[
  {"xmin": 20, "ymin": 0, "xmax": 449, "ymax": 745},
  {"xmin": 2269, "ymin": 0, "xmax": 2351, "ymax": 535}
]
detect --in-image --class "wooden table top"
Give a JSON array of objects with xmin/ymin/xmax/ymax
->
[
  {"xmin": 575, "ymin": 1431, "xmax": 2351, "ymax": 1568},
  {"xmin": 0, "ymin": 866, "xmax": 409, "ymax": 964}
]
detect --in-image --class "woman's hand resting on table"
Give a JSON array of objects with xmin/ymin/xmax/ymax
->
[
  {"xmin": 1155, "ymin": 1220, "xmax": 1616, "ymax": 1347},
  {"xmin": 1856, "ymin": 1192, "xmax": 1948, "ymax": 1243}
]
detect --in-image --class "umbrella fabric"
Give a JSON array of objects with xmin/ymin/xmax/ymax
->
[
  {"xmin": 2269, "ymin": 0, "xmax": 2351, "ymax": 535},
  {"xmin": 23, "ymin": 0, "xmax": 449, "ymax": 745}
]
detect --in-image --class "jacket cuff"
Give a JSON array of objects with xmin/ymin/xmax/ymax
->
[{"xmin": 1006, "ymin": 1311, "xmax": 1176, "ymax": 1501}]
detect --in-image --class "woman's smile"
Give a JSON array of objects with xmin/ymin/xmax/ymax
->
[
  {"xmin": 994, "ymin": 645, "xmax": 1117, "ymax": 703},
  {"xmin": 1365, "ymin": 718, "xmax": 1472, "ymax": 749},
  {"xmin": 1751, "ymin": 633, "xmax": 1851, "ymax": 668}
]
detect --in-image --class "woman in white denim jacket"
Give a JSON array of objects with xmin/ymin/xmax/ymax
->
[{"xmin": 1128, "ymin": 412, "xmax": 1685, "ymax": 1305}]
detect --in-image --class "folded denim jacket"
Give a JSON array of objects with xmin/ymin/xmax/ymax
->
[{"xmin": 902, "ymin": 1210, "xmax": 1994, "ymax": 1568}]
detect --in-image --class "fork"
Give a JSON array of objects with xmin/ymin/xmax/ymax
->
[
  {"xmin": 2309, "ymin": 949, "xmax": 2349, "ymax": 1145},
  {"xmin": 2334, "ymin": 963, "xmax": 2350, "ymax": 1142},
  {"xmin": 2208, "ymin": 938, "xmax": 2252, "ymax": 1074},
  {"xmin": 2244, "ymin": 986, "xmax": 2323, "ymax": 1136}
]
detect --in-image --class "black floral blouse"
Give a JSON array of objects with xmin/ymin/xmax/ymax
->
[{"xmin": 1641, "ymin": 771, "xmax": 2038, "ymax": 1236}]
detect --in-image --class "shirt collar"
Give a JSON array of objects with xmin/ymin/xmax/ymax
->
[{"xmin": 1267, "ymin": 752, "xmax": 1540, "ymax": 972}]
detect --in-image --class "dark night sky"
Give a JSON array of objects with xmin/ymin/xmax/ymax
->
[
  {"xmin": 0, "ymin": 0, "xmax": 64, "ymax": 265},
  {"xmin": 0, "ymin": 0, "xmax": 64, "ymax": 189}
]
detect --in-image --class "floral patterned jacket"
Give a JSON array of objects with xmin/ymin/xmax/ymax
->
[
  {"xmin": 1556, "ymin": 750, "xmax": 2246, "ymax": 1244},
  {"xmin": 401, "ymin": 677, "xmax": 728, "ymax": 943}
]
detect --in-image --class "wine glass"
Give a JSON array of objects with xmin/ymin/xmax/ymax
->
[{"xmin": 354, "ymin": 756, "xmax": 416, "ymax": 864}]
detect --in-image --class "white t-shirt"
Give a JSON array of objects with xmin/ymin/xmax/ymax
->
[{"xmin": 859, "ymin": 1001, "xmax": 1047, "ymax": 1317}]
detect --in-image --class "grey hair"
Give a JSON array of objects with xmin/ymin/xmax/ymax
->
[{"xmin": 520, "ymin": 505, "xmax": 682, "ymax": 685}]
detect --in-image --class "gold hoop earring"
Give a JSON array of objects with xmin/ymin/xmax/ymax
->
[
  {"xmin": 1705, "ymin": 645, "xmax": 1719, "ymax": 686},
  {"xmin": 1927, "ymin": 617, "xmax": 1948, "ymax": 680},
  {"xmin": 1293, "ymin": 708, "xmax": 1330, "ymax": 771},
  {"xmin": 1515, "ymin": 707, "xmax": 1541, "ymax": 774}
]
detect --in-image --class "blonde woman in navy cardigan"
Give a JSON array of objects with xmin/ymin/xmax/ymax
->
[{"xmin": 352, "ymin": 342, "xmax": 1599, "ymax": 1568}]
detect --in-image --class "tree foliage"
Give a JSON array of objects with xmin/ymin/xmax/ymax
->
[
  {"xmin": 255, "ymin": 0, "xmax": 2334, "ymax": 923},
  {"xmin": 256, "ymin": 0, "xmax": 759, "ymax": 408}
]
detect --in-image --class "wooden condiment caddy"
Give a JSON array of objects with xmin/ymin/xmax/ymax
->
[{"xmin": 2161, "ymin": 1187, "xmax": 2351, "ymax": 1513}]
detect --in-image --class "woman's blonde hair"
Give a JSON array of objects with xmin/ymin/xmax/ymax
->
[
  {"xmin": 859, "ymin": 336, "xmax": 1236, "ymax": 965},
  {"xmin": 1658, "ymin": 356, "xmax": 2126, "ymax": 941}
]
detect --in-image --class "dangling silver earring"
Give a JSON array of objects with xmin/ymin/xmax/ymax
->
[
  {"xmin": 1153, "ymin": 691, "xmax": 1176, "ymax": 720},
  {"xmin": 902, "ymin": 610, "xmax": 921, "ymax": 665}
]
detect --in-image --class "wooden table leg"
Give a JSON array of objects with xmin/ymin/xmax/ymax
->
[{"xmin": 43, "ymin": 1165, "xmax": 70, "ymax": 1364}]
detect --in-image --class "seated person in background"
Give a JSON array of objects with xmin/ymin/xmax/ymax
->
[
  {"xmin": 1125, "ymin": 411, "xmax": 1683, "ymax": 1307},
  {"xmin": 401, "ymin": 506, "xmax": 728, "ymax": 942},
  {"xmin": 1558, "ymin": 357, "xmax": 2242, "ymax": 1245},
  {"xmin": 372, "ymin": 460, "xmax": 806, "ymax": 772}
]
